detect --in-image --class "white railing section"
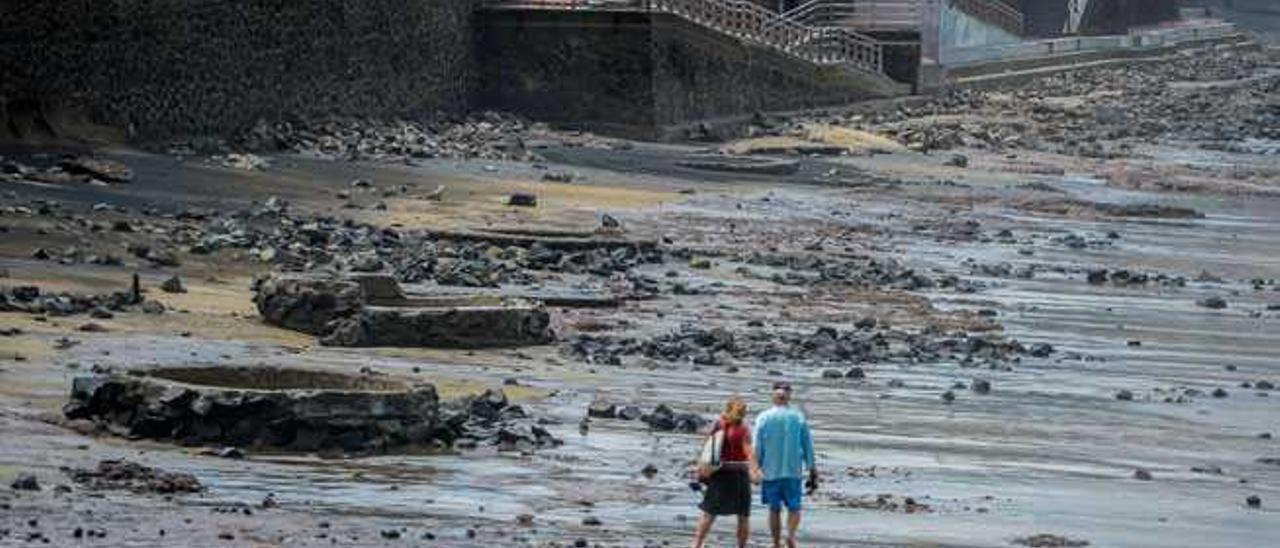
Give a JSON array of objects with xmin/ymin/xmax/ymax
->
[
  {"xmin": 485, "ymin": 0, "xmax": 885, "ymax": 75},
  {"xmin": 781, "ymin": 0, "xmax": 922, "ymax": 32}
]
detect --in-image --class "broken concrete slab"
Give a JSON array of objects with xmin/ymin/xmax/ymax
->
[
  {"xmin": 321, "ymin": 296, "xmax": 553, "ymax": 348},
  {"xmin": 64, "ymin": 366, "xmax": 439, "ymax": 454},
  {"xmin": 255, "ymin": 273, "xmax": 555, "ymax": 348},
  {"xmin": 253, "ymin": 274, "xmax": 364, "ymax": 335}
]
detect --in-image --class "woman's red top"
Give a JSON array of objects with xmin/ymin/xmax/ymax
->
[{"xmin": 719, "ymin": 419, "xmax": 750, "ymax": 463}]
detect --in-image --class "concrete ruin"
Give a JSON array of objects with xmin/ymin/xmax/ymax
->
[
  {"xmin": 254, "ymin": 273, "xmax": 555, "ymax": 348},
  {"xmin": 64, "ymin": 367, "xmax": 440, "ymax": 454}
]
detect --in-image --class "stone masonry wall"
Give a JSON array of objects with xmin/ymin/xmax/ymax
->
[
  {"xmin": 0, "ymin": 0, "xmax": 480, "ymax": 142},
  {"xmin": 478, "ymin": 9, "xmax": 901, "ymax": 139}
]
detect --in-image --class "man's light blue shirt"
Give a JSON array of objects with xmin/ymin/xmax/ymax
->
[{"xmin": 753, "ymin": 405, "xmax": 815, "ymax": 481}]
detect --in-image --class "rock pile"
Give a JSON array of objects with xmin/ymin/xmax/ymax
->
[
  {"xmin": 231, "ymin": 112, "xmax": 539, "ymax": 162},
  {"xmin": 586, "ymin": 400, "xmax": 709, "ymax": 433},
  {"xmin": 733, "ymin": 251, "xmax": 940, "ymax": 290},
  {"xmin": 65, "ymin": 460, "xmax": 203, "ymax": 494},
  {"xmin": 436, "ymin": 389, "xmax": 562, "ymax": 451},
  {"xmin": 789, "ymin": 50, "xmax": 1278, "ymax": 158},
  {"xmin": 1011, "ymin": 534, "xmax": 1091, "ymax": 548},
  {"xmin": 0, "ymin": 283, "xmax": 159, "ymax": 317},
  {"xmin": 566, "ymin": 325, "xmax": 1042, "ymax": 369},
  {"xmin": 0, "ymin": 155, "xmax": 132, "ymax": 185},
  {"xmin": 829, "ymin": 493, "xmax": 933, "ymax": 514}
]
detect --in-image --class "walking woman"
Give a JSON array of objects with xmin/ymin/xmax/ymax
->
[{"xmin": 692, "ymin": 396, "xmax": 761, "ymax": 548}]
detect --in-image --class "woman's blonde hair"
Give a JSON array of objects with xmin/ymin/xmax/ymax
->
[{"xmin": 722, "ymin": 396, "xmax": 748, "ymax": 424}]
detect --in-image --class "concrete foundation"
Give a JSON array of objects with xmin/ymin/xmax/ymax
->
[
  {"xmin": 255, "ymin": 274, "xmax": 555, "ymax": 349},
  {"xmin": 64, "ymin": 367, "xmax": 440, "ymax": 453}
]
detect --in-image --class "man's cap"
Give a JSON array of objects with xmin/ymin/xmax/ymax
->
[{"xmin": 772, "ymin": 381, "xmax": 792, "ymax": 392}]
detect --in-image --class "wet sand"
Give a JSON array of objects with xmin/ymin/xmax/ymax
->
[{"xmin": 2, "ymin": 56, "xmax": 1280, "ymax": 547}]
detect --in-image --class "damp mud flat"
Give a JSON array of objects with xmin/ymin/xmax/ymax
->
[{"xmin": 3, "ymin": 56, "xmax": 1280, "ymax": 547}]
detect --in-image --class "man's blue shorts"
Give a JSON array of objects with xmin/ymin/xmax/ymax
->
[{"xmin": 761, "ymin": 478, "xmax": 803, "ymax": 512}]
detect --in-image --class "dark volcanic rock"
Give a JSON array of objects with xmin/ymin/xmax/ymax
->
[
  {"xmin": 641, "ymin": 404, "xmax": 709, "ymax": 433},
  {"xmin": 0, "ymin": 284, "xmax": 146, "ymax": 317},
  {"xmin": 160, "ymin": 275, "xmax": 186, "ymax": 294},
  {"xmin": 435, "ymin": 389, "xmax": 561, "ymax": 451},
  {"xmin": 66, "ymin": 460, "xmax": 201, "ymax": 494},
  {"xmin": 59, "ymin": 156, "xmax": 133, "ymax": 183},
  {"xmin": 1197, "ymin": 296, "xmax": 1228, "ymax": 310},
  {"xmin": 1012, "ymin": 534, "xmax": 1090, "ymax": 547},
  {"xmin": 9, "ymin": 473, "xmax": 39, "ymax": 491},
  {"xmin": 587, "ymin": 400, "xmax": 617, "ymax": 419},
  {"xmin": 508, "ymin": 193, "xmax": 538, "ymax": 207}
]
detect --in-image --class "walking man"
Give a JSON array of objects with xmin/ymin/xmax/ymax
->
[{"xmin": 753, "ymin": 382, "xmax": 817, "ymax": 548}]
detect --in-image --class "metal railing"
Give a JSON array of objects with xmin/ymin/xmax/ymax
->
[
  {"xmin": 485, "ymin": 0, "xmax": 884, "ymax": 75},
  {"xmin": 781, "ymin": 0, "xmax": 922, "ymax": 32},
  {"xmin": 949, "ymin": 0, "xmax": 1023, "ymax": 35},
  {"xmin": 780, "ymin": 0, "xmax": 1023, "ymax": 36}
]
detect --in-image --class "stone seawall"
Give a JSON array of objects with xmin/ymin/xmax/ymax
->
[
  {"xmin": 0, "ymin": 0, "xmax": 480, "ymax": 142},
  {"xmin": 477, "ymin": 9, "xmax": 906, "ymax": 139}
]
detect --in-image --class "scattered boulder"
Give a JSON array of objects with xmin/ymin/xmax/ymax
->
[
  {"xmin": 617, "ymin": 405, "xmax": 644, "ymax": 421},
  {"xmin": 1028, "ymin": 343, "xmax": 1055, "ymax": 358},
  {"xmin": 1246, "ymin": 495, "xmax": 1262, "ymax": 508},
  {"xmin": 1133, "ymin": 469, "xmax": 1153, "ymax": 481},
  {"xmin": 641, "ymin": 404, "xmax": 709, "ymax": 433},
  {"xmin": 160, "ymin": 275, "xmax": 186, "ymax": 294},
  {"xmin": 1011, "ymin": 534, "xmax": 1090, "ymax": 547},
  {"xmin": 1115, "ymin": 390, "xmax": 1134, "ymax": 401},
  {"xmin": 9, "ymin": 473, "xmax": 40, "ymax": 491},
  {"xmin": 971, "ymin": 379, "xmax": 992, "ymax": 394},
  {"xmin": 587, "ymin": 400, "xmax": 617, "ymax": 419},
  {"xmin": 508, "ymin": 193, "xmax": 537, "ymax": 207},
  {"xmin": 1197, "ymin": 296, "xmax": 1228, "ymax": 310}
]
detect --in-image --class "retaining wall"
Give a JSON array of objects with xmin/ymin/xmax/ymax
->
[
  {"xmin": 0, "ymin": 0, "xmax": 480, "ymax": 142},
  {"xmin": 477, "ymin": 8, "xmax": 906, "ymax": 139},
  {"xmin": 942, "ymin": 21, "xmax": 1238, "ymax": 68}
]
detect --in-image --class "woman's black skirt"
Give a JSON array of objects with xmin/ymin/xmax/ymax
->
[{"xmin": 699, "ymin": 467, "xmax": 751, "ymax": 516}]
